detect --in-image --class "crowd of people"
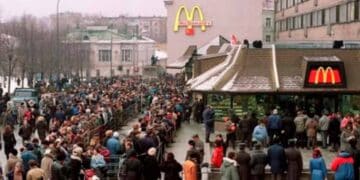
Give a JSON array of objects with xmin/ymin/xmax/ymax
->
[
  {"xmin": 194, "ymin": 107, "xmax": 360, "ymax": 180},
  {"xmin": 0, "ymin": 76, "xmax": 196, "ymax": 180}
]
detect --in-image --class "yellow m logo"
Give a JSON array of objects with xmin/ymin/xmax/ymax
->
[
  {"xmin": 314, "ymin": 67, "xmax": 336, "ymax": 84},
  {"xmin": 173, "ymin": 5, "xmax": 207, "ymax": 34}
]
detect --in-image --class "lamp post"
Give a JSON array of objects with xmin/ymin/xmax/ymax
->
[
  {"xmin": 7, "ymin": 54, "xmax": 13, "ymax": 94},
  {"xmin": 56, "ymin": 0, "xmax": 61, "ymax": 79}
]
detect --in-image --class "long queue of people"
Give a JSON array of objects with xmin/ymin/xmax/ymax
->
[
  {"xmin": 197, "ymin": 106, "xmax": 360, "ymax": 180},
  {"xmin": 0, "ymin": 76, "xmax": 194, "ymax": 180}
]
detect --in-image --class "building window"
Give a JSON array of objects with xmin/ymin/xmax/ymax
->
[
  {"xmin": 98, "ymin": 50, "xmax": 111, "ymax": 62},
  {"xmin": 339, "ymin": 4, "xmax": 347, "ymax": 23},
  {"xmin": 281, "ymin": 0, "xmax": 287, "ymax": 9},
  {"xmin": 287, "ymin": 0, "xmax": 293, "ymax": 8},
  {"xmin": 121, "ymin": 49, "xmax": 132, "ymax": 62},
  {"xmin": 266, "ymin": 35, "xmax": 271, "ymax": 42},
  {"xmin": 96, "ymin": 69, "xmax": 100, "ymax": 77},
  {"xmin": 324, "ymin": 9, "xmax": 330, "ymax": 25},
  {"xmin": 318, "ymin": 10, "xmax": 324, "ymax": 26},
  {"xmin": 330, "ymin": 7, "xmax": 337, "ymax": 24},
  {"xmin": 266, "ymin": 18, "xmax": 272, "ymax": 28},
  {"xmin": 347, "ymin": 2, "xmax": 357, "ymax": 21},
  {"xmin": 303, "ymin": 13, "xmax": 311, "ymax": 28},
  {"xmin": 312, "ymin": 11, "xmax": 318, "ymax": 26}
]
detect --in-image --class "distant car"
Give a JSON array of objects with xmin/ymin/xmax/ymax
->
[{"xmin": 11, "ymin": 88, "xmax": 40, "ymax": 105}]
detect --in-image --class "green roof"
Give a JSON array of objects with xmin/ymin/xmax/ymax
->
[{"xmin": 66, "ymin": 27, "xmax": 142, "ymax": 41}]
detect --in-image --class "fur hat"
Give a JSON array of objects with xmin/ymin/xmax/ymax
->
[{"xmin": 147, "ymin": 147, "xmax": 157, "ymax": 156}]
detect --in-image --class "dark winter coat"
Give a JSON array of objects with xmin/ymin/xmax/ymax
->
[
  {"xmin": 203, "ymin": 107, "xmax": 215, "ymax": 133},
  {"xmin": 160, "ymin": 159, "xmax": 182, "ymax": 180},
  {"xmin": 36, "ymin": 120, "xmax": 48, "ymax": 141},
  {"xmin": 235, "ymin": 150, "xmax": 251, "ymax": 180},
  {"xmin": 267, "ymin": 144, "xmax": 287, "ymax": 174},
  {"xmin": 250, "ymin": 150, "xmax": 267, "ymax": 175},
  {"xmin": 68, "ymin": 155, "xmax": 82, "ymax": 180},
  {"xmin": 124, "ymin": 157, "xmax": 143, "ymax": 180},
  {"xmin": 3, "ymin": 132, "xmax": 16, "ymax": 155},
  {"xmin": 143, "ymin": 155, "xmax": 161, "ymax": 180},
  {"xmin": 19, "ymin": 124, "xmax": 32, "ymax": 141},
  {"xmin": 51, "ymin": 161, "xmax": 67, "ymax": 180},
  {"xmin": 285, "ymin": 147, "xmax": 303, "ymax": 180}
]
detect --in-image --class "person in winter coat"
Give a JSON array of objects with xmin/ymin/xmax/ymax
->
[
  {"xmin": 331, "ymin": 151, "xmax": 354, "ymax": 180},
  {"xmin": 267, "ymin": 136, "xmax": 286, "ymax": 180},
  {"xmin": 192, "ymin": 134, "xmax": 204, "ymax": 164},
  {"xmin": 26, "ymin": 160, "xmax": 45, "ymax": 180},
  {"xmin": 185, "ymin": 140, "xmax": 201, "ymax": 164},
  {"xmin": 294, "ymin": 111, "xmax": 307, "ymax": 148},
  {"xmin": 349, "ymin": 138, "xmax": 360, "ymax": 180},
  {"xmin": 51, "ymin": 151, "xmax": 67, "ymax": 180},
  {"xmin": 267, "ymin": 109, "xmax": 282, "ymax": 144},
  {"xmin": 285, "ymin": 139, "xmax": 303, "ymax": 180},
  {"xmin": 5, "ymin": 149, "xmax": 21, "ymax": 175},
  {"xmin": 340, "ymin": 122, "xmax": 355, "ymax": 153},
  {"xmin": 328, "ymin": 114, "xmax": 341, "ymax": 152},
  {"xmin": 90, "ymin": 148, "xmax": 106, "ymax": 178},
  {"xmin": 220, "ymin": 152, "xmax": 239, "ymax": 180},
  {"xmin": 143, "ymin": 147, "xmax": 161, "ymax": 180},
  {"xmin": 310, "ymin": 148, "xmax": 327, "ymax": 180},
  {"xmin": 203, "ymin": 105, "xmax": 215, "ymax": 142},
  {"xmin": 280, "ymin": 113, "xmax": 296, "ymax": 148},
  {"xmin": 40, "ymin": 149, "xmax": 54, "ymax": 180},
  {"xmin": 211, "ymin": 140, "xmax": 224, "ymax": 168},
  {"xmin": 250, "ymin": 143, "xmax": 267, "ymax": 180},
  {"xmin": 252, "ymin": 119, "xmax": 268, "ymax": 146},
  {"xmin": 3, "ymin": 125, "xmax": 16, "ymax": 159},
  {"xmin": 106, "ymin": 132, "xmax": 121, "ymax": 155},
  {"xmin": 21, "ymin": 144, "xmax": 38, "ymax": 174},
  {"xmin": 68, "ymin": 147, "xmax": 83, "ymax": 180},
  {"xmin": 306, "ymin": 116, "xmax": 318, "ymax": 149},
  {"xmin": 124, "ymin": 150, "xmax": 143, "ymax": 180},
  {"xmin": 19, "ymin": 120, "xmax": 32, "ymax": 143},
  {"xmin": 183, "ymin": 153, "xmax": 198, "ymax": 180},
  {"xmin": 35, "ymin": 116, "xmax": 48, "ymax": 142},
  {"xmin": 6, "ymin": 162, "xmax": 24, "ymax": 180},
  {"xmin": 160, "ymin": 152, "xmax": 182, "ymax": 180},
  {"xmin": 235, "ymin": 143, "xmax": 250, "ymax": 180},
  {"xmin": 318, "ymin": 112, "xmax": 330, "ymax": 149}
]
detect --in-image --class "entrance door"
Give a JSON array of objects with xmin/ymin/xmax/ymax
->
[{"xmin": 305, "ymin": 95, "xmax": 337, "ymax": 115}]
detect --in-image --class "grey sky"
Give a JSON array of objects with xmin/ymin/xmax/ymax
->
[{"xmin": 0, "ymin": 0, "xmax": 167, "ymax": 20}]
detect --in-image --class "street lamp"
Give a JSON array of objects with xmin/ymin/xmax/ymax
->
[
  {"xmin": 7, "ymin": 54, "xmax": 13, "ymax": 94},
  {"xmin": 56, "ymin": 0, "xmax": 61, "ymax": 80}
]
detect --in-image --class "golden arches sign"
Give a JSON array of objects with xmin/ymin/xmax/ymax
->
[
  {"xmin": 173, "ymin": 5, "xmax": 212, "ymax": 35},
  {"xmin": 314, "ymin": 67, "xmax": 336, "ymax": 84}
]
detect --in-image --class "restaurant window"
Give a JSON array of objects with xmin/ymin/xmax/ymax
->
[
  {"xmin": 339, "ymin": 4, "xmax": 347, "ymax": 23},
  {"xmin": 266, "ymin": 18, "xmax": 272, "ymax": 28},
  {"xmin": 98, "ymin": 50, "xmax": 111, "ymax": 62},
  {"xmin": 121, "ymin": 49, "xmax": 132, "ymax": 62},
  {"xmin": 207, "ymin": 94, "xmax": 231, "ymax": 120},
  {"xmin": 330, "ymin": 6, "xmax": 337, "ymax": 24}
]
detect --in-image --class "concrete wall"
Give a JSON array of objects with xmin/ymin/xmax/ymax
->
[{"xmin": 165, "ymin": 0, "xmax": 263, "ymax": 64}]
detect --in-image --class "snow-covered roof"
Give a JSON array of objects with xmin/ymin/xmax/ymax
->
[{"xmin": 155, "ymin": 50, "xmax": 167, "ymax": 60}]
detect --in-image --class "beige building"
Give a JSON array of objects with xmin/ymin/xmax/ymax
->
[
  {"xmin": 66, "ymin": 26, "xmax": 156, "ymax": 77},
  {"xmin": 164, "ymin": 0, "xmax": 264, "ymax": 67},
  {"xmin": 275, "ymin": 0, "xmax": 360, "ymax": 42}
]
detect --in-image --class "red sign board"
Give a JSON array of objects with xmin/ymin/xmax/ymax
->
[{"xmin": 304, "ymin": 62, "xmax": 346, "ymax": 88}]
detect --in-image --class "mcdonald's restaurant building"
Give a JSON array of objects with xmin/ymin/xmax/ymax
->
[
  {"xmin": 164, "ymin": 0, "xmax": 265, "ymax": 71},
  {"xmin": 188, "ymin": 44, "xmax": 360, "ymax": 119}
]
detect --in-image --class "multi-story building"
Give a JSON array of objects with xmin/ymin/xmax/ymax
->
[
  {"xmin": 164, "ymin": 0, "xmax": 264, "ymax": 68},
  {"xmin": 275, "ymin": 0, "xmax": 360, "ymax": 42},
  {"xmin": 263, "ymin": 0, "xmax": 275, "ymax": 43},
  {"xmin": 66, "ymin": 26, "xmax": 156, "ymax": 77}
]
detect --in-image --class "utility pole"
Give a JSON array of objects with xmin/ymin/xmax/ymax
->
[
  {"xmin": 7, "ymin": 54, "xmax": 13, "ymax": 94},
  {"xmin": 56, "ymin": 0, "xmax": 61, "ymax": 80},
  {"xmin": 110, "ymin": 26, "xmax": 113, "ymax": 81}
]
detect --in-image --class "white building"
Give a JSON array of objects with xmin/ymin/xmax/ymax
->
[{"xmin": 66, "ymin": 26, "xmax": 156, "ymax": 77}]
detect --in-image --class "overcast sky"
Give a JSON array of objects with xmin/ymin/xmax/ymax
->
[{"xmin": 0, "ymin": 0, "xmax": 167, "ymax": 20}]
